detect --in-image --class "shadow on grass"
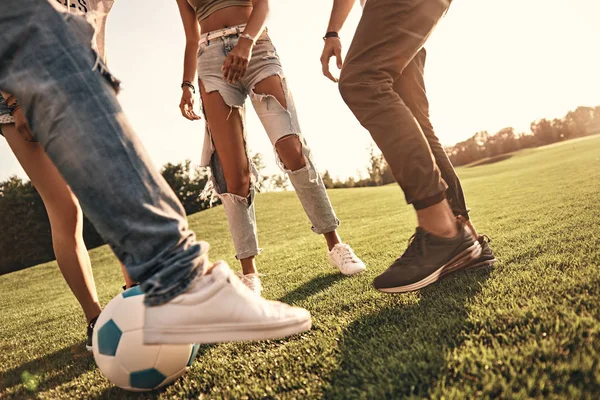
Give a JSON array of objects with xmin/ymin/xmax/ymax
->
[
  {"xmin": 0, "ymin": 341, "xmax": 95, "ymax": 399},
  {"xmin": 278, "ymin": 272, "xmax": 345, "ymax": 305},
  {"xmin": 324, "ymin": 267, "xmax": 491, "ymax": 398}
]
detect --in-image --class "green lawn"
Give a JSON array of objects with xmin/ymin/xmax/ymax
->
[{"xmin": 1, "ymin": 135, "xmax": 600, "ymax": 399}]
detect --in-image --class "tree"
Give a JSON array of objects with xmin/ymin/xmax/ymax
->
[
  {"xmin": 322, "ymin": 170, "xmax": 334, "ymax": 189},
  {"xmin": 366, "ymin": 146, "xmax": 394, "ymax": 186},
  {"xmin": 564, "ymin": 106, "xmax": 596, "ymax": 138},
  {"xmin": 160, "ymin": 160, "xmax": 211, "ymax": 215},
  {"xmin": 530, "ymin": 118, "xmax": 557, "ymax": 145},
  {"xmin": 270, "ymin": 174, "xmax": 290, "ymax": 191},
  {"xmin": 495, "ymin": 127, "xmax": 519, "ymax": 154},
  {"xmin": 251, "ymin": 152, "xmax": 269, "ymax": 192}
]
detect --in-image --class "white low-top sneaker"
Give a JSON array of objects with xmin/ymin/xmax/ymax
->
[
  {"xmin": 144, "ymin": 262, "xmax": 311, "ymax": 345},
  {"xmin": 238, "ymin": 272, "xmax": 263, "ymax": 296},
  {"xmin": 327, "ymin": 243, "xmax": 366, "ymax": 275}
]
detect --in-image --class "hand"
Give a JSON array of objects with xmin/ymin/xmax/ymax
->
[
  {"xmin": 320, "ymin": 37, "xmax": 343, "ymax": 83},
  {"xmin": 179, "ymin": 87, "xmax": 201, "ymax": 121},
  {"xmin": 222, "ymin": 38, "xmax": 252, "ymax": 84},
  {"xmin": 3, "ymin": 93, "xmax": 36, "ymax": 142}
]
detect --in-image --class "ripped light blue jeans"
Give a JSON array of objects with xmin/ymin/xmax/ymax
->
[
  {"xmin": 198, "ymin": 27, "xmax": 340, "ymax": 259},
  {"xmin": 0, "ymin": 0, "xmax": 206, "ymax": 306}
]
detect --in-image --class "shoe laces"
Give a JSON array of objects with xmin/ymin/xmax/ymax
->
[
  {"xmin": 396, "ymin": 230, "xmax": 428, "ymax": 266},
  {"xmin": 335, "ymin": 244, "xmax": 357, "ymax": 263},
  {"xmin": 237, "ymin": 272, "xmax": 261, "ymax": 290}
]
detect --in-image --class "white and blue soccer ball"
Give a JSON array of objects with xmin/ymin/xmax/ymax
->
[{"xmin": 92, "ymin": 286, "xmax": 200, "ymax": 391}]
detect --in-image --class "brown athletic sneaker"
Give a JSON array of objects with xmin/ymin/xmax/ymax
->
[{"xmin": 373, "ymin": 224, "xmax": 482, "ymax": 293}]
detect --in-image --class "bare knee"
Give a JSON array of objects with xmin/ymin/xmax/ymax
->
[
  {"xmin": 47, "ymin": 197, "xmax": 83, "ymax": 238},
  {"xmin": 275, "ymin": 135, "xmax": 306, "ymax": 171},
  {"xmin": 224, "ymin": 171, "xmax": 251, "ymax": 198}
]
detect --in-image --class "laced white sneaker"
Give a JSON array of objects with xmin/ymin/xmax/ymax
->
[
  {"xmin": 144, "ymin": 262, "xmax": 311, "ymax": 344},
  {"xmin": 327, "ymin": 243, "xmax": 366, "ymax": 275},
  {"xmin": 238, "ymin": 272, "xmax": 263, "ymax": 296}
]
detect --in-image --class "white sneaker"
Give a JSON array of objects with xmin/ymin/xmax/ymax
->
[
  {"xmin": 238, "ymin": 272, "xmax": 263, "ymax": 296},
  {"xmin": 327, "ymin": 243, "xmax": 366, "ymax": 275},
  {"xmin": 144, "ymin": 262, "xmax": 311, "ymax": 344}
]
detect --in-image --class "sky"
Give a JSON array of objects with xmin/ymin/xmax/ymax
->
[{"xmin": 1, "ymin": 0, "xmax": 599, "ymax": 181}]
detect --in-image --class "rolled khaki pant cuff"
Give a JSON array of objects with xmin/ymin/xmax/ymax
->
[{"xmin": 413, "ymin": 191, "xmax": 446, "ymax": 211}]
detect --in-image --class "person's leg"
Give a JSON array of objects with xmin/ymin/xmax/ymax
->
[
  {"xmin": 245, "ymin": 37, "xmax": 365, "ymax": 276},
  {"xmin": 120, "ymin": 262, "xmax": 137, "ymax": 289},
  {"xmin": 338, "ymin": 0, "xmax": 457, "ymax": 237},
  {"xmin": 0, "ymin": 1, "xmax": 310, "ymax": 344},
  {"xmin": 395, "ymin": 49, "xmax": 496, "ymax": 267},
  {"xmin": 198, "ymin": 81, "xmax": 259, "ymax": 278},
  {"xmin": 338, "ymin": 0, "xmax": 482, "ymax": 292},
  {"xmin": 251, "ymin": 76, "xmax": 342, "ymax": 250},
  {"xmin": 394, "ymin": 49, "xmax": 472, "ymax": 226},
  {"xmin": 2, "ymin": 123, "xmax": 101, "ymax": 323}
]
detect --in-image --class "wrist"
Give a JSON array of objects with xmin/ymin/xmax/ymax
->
[
  {"xmin": 323, "ymin": 31, "xmax": 339, "ymax": 41},
  {"xmin": 181, "ymin": 81, "xmax": 195, "ymax": 94},
  {"xmin": 238, "ymin": 36, "xmax": 254, "ymax": 49}
]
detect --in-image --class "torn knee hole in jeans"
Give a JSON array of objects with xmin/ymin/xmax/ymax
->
[
  {"xmin": 250, "ymin": 73, "xmax": 289, "ymax": 111},
  {"xmin": 275, "ymin": 134, "xmax": 309, "ymax": 174}
]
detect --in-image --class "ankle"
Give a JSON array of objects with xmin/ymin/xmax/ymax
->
[
  {"xmin": 86, "ymin": 306, "xmax": 101, "ymax": 324},
  {"xmin": 324, "ymin": 231, "xmax": 341, "ymax": 251},
  {"xmin": 425, "ymin": 224, "xmax": 458, "ymax": 238},
  {"xmin": 416, "ymin": 200, "xmax": 459, "ymax": 238},
  {"xmin": 240, "ymin": 257, "xmax": 257, "ymax": 275}
]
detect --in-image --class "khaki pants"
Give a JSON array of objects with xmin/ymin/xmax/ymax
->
[{"xmin": 339, "ymin": 0, "xmax": 468, "ymax": 217}]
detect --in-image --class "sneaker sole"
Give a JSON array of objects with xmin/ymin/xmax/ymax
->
[
  {"xmin": 86, "ymin": 344, "xmax": 93, "ymax": 352},
  {"xmin": 377, "ymin": 241, "xmax": 482, "ymax": 293},
  {"xmin": 328, "ymin": 259, "xmax": 366, "ymax": 276},
  {"xmin": 143, "ymin": 316, "xmax": 312, "ymax": 345}
]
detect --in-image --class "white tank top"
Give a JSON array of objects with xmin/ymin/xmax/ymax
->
[{"xmin": 49, "ymin": 0, "xmax": 115, "ymax": 61}]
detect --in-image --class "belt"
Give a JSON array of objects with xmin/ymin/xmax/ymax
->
[{"xmin": 198, "ymin": 24, "xmax": 246, "ymax": 46}]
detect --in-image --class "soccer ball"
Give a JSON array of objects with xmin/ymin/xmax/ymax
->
[{"xmin": 92, "ymin": 286, "xmax": 200, "ymax": 391}]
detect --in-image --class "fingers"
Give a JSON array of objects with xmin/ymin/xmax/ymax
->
[
  {"xmin": 13, "ymin": 109, "xmax": 35, "ymax": 142},
  {"xmin": 222, "ymin": 53, "xmax": 249, "ymax": 84},
  {"xmin": 320, "ymin": 49, "xmax": 338, "ymax": 83},
  {"xmin": 179, "ymin": 99, "xmax": 201, "ymax": 121},
  {"xmin": 334, "ymin": 46, "xmax": 343, "ymax": 70},
  {"xmin": 222, "ymin": 55, "xmax": 233, "ymax": 82},
  {"xmin": 230, "ymin": 57, "xmax": 248, "ymax": 84}
]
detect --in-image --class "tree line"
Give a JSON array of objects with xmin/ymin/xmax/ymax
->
[
  {"xmin": 1, "ymin": 104, "xmax": 598, "ymax": 273},
  {"xmin": 322, "ymin": 105, "xmax": 600, "ymax": 188}
]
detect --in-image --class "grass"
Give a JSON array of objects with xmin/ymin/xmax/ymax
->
[{"xmin": 1, "ymin": 135, "xmax": 600, "ymax": 399}]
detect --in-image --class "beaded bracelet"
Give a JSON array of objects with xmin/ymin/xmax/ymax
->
[
  {"xmin": 240, "ymin": 33, "xmax": 256, "ymax": 44},
  {"xmin": 181, "ymin": 81, "xmax": 195, "ymax": 94}
]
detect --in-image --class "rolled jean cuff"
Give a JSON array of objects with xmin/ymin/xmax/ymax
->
[
  {"xmin": 412, "ymin": 191, "xmax": 446, "ymax": 211},
  {"xmin": 142, "ymin": 241, "xmax": 210, "ymax": 306},
  {"xmin": 235, "ymin": 248, "xmax": 262, "ymax": 260},
  {"xmin": 311, "ymin": 219, "xmax": 340, "ymax": 235}
]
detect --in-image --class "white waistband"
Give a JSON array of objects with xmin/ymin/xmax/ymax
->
[{"xmin": 198, "ymin": 24, "xmax": 247, "ymax": 46}]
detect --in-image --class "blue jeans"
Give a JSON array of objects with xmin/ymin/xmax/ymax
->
[{"xmin": 0, "ymin": 0, "xmax": 207, "ymax": 306}]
